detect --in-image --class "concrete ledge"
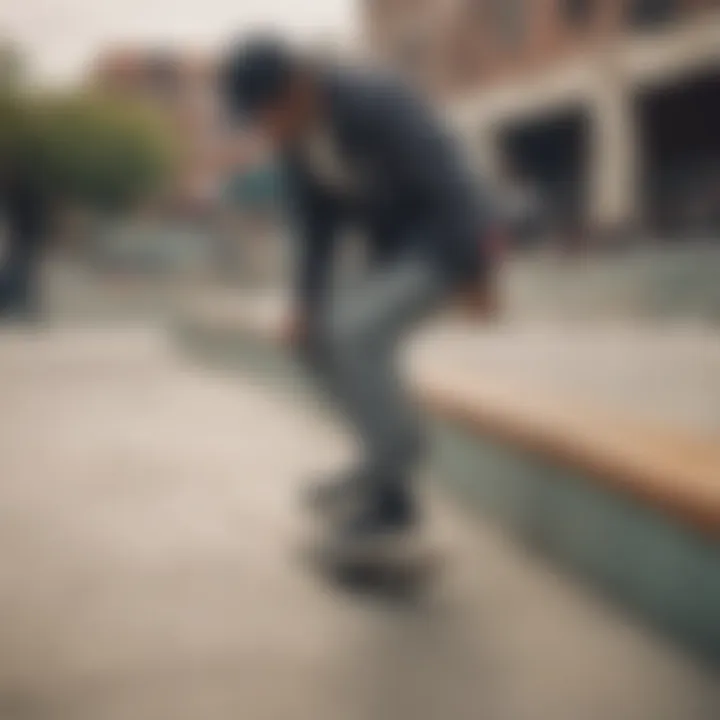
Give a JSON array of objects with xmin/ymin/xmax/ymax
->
[{"xmin": 175, "ymin": 302, "xmax": 720, "ymax": 660}]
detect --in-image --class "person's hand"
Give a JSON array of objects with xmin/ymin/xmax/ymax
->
[
  {"xmin": 280, "ymin": 311, "xmax": 308, "ymax": 349},
  {"xmin": 456, "ymin": 280, "xmax": 499, "ymax": 322},
  {"xmin": 456, "ymin": 227, "xmax": 506, "ymax": 322}
]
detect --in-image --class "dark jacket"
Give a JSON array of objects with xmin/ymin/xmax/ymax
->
[{"xmin": 282, "ymin": 68, "xmax": 495, "ymax": 313}]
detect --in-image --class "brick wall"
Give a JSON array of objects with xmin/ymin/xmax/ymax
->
[{"xmin": 362, "ymin": 0, "xmax": 714, "ymax": 98}]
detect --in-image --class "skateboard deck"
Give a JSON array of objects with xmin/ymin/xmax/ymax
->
[{"xmin": 300, "ymin": 532, "xmax": 445, "ymax": 599}]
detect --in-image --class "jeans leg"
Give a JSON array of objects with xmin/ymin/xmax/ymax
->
[{"xmin": 317, "ymin": 256, "xmax": 448, "ymax": 484}]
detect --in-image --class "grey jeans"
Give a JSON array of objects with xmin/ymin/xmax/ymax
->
[{"xmin": 301, "ymin": 255, "xmax": 449, "ymax": 483}]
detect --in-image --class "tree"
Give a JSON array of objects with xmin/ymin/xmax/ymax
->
[
  {"xmin": 1, "ymin": 86, "xmax": 178, "ymax": 214},
  {"xmin": 0, "ymin": 42, "xmax": 24, "ymax": 91},
  {"xmin": 33, "ymin": 92, "xmax": 178, "ymax": 212}
]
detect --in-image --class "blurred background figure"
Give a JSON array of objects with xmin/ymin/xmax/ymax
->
[{"xmin": 0, "ymin": 158, "xmax": 52, "ymax": 320}]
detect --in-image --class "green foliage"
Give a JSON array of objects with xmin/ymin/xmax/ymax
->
[
  {"xmin": 0, "ymin": 43, "xmax": 24, "ymax": 91},
  {"xmin": 1, "ymin": 88, "xmax": 178, "ymax": 212}
]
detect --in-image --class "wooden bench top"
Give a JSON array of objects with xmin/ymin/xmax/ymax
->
[{"xmin": 414, "ymin": 366, "xmax": 720, "ymax": 539}]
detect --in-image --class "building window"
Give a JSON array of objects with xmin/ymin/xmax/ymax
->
[
  {"xmin": 488, "ymin": 0, "xmax": 528, "ymax": 47},
  {"xmin": 628, "ymin": 0, "xmax": 679, "ymax": 29},
  {"xmin": 563, "ymin": 0, "xmax": 594, "ymax": 26}
]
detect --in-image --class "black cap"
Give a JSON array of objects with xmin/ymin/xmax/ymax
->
[{"xmin": 219, "ymin": 36, "xmax": 298, "ymax": 123}]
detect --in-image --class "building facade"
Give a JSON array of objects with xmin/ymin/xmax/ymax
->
[
  {"xmin": 91, "ymin": 48, "xmax": 228, "ymax": 208},
  {"xmin": 363, "ymin": 0, "xmax": 720, "ymax": 240}
]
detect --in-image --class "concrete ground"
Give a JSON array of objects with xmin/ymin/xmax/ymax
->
[
  {"xmin": 0, "ymin": 324, "xmax": 717, "ymax": 720},
  {"xmin": 414, "ymin": 319, "xmax": 720, "ymax": 439}
]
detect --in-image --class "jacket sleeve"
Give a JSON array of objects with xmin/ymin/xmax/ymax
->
[
  {"xmin": 359, "ymin": 81, "xmax": 497, "ymax": 283},
  {"xmin": 283, "ymin": 163, "xmax": 338, "ymax": 315},
  {"xmin": 365, "ymin": 84, "xmax": 472, "ymax": 205}
]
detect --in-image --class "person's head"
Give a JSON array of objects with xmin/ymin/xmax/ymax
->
[{"xmin": 219, "ymin": 35, "xmax": 318, "ymax": 148}]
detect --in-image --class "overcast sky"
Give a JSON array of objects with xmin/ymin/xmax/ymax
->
[{"xmin": 1, "ymin": 0, "xmax": 356, "ymax": 84}]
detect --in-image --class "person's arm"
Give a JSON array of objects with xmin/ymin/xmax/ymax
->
[{"xmin": 282, "ymin": 163, "xmax": 338, "ymax": 341}]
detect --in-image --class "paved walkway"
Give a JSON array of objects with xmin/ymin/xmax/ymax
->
[{"xmin": 0, "ymin": 325, "xmax": 717, "ymax": 719}]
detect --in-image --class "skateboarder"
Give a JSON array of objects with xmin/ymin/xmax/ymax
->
[{"xmin": 219, "ymin": 37, "xmax": 498, "ymax": 559}]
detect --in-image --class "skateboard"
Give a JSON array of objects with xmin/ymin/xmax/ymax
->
[{"xmin": 301, "ymin": 531, "xmax": 445, "ymax": 600}]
